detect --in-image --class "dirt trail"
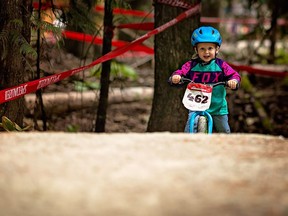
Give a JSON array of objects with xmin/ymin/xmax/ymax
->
[{"xmin": 0, "ymin": 132, "xmax": 287, "ymax": 216}]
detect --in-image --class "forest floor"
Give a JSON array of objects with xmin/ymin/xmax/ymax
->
[{"xmin": 24, "ymin": 43, "xmax": 288, "ymax": 137}]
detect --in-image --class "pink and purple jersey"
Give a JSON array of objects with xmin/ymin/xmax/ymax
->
[{"xmin": 172, "ymin": 58, "xmax": 241, "ymax": 115}]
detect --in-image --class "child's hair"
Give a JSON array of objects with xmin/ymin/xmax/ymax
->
[{"xmin": 191, "ymin": 53, "xmax": 198, "ymax": 60}]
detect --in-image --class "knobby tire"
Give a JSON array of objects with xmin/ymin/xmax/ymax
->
[{"xmin": 197, "ymin": 116, "xmax": 208, "ymax": 133}]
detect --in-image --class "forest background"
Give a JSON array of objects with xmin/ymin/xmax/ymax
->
[{"xmin": 0, "ymin": 0, "xmax": 287, "ymax": 137}]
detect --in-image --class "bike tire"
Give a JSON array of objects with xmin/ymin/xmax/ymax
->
[{"xmin": 197, "ymin": 116, "xmax": 208, "ymax": 133}]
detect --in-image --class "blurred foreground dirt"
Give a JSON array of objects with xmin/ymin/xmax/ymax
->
[{"xmin": 0, "ymin": 132, "xmax": 287, "ymax": 216}]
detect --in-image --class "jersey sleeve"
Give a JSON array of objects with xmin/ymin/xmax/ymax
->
[
  {"xmin": 222, "ymin": 61, "xmax": 241, "ymax": 82},
  {"xmin": 172, "ymin": 60, "xmax": 192, "ymax": 77}
]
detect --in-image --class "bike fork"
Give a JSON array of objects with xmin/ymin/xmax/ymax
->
[{"xmin": 189, "ymin": 111, "xmax": 213, "ymax": 134}]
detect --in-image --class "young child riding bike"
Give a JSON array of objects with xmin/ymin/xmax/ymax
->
[{"xmin": 169, "ymin": 26, "xmax": 241, "ymax": 133}]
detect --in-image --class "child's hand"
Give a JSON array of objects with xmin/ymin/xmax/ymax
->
[
  {"xmin": 227, "ymin": 79, "xmax": 238, "ymax": 89},
  {"xmin": 171, "ymin": 75, "xmax": 181, "ymax": 84}
]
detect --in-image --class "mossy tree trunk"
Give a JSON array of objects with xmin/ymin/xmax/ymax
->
[
  {"xmin": 147, "ymin": 1, "xmax": 200, "ymax": 132},
  {"xmin": 0, "ymin": 0, "xmax": 32, "ymax": 127}
]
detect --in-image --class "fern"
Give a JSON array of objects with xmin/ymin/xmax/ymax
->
[
  {"xmin": 9, "ymin": 19, "xmax": 24, "ymax": 28},
  {"xmin": 65, "ymin": 5, "xmax": 98, "ymax": 34},
  {"xmin": 19, "ymin": 37, "xmax": 38, "ymax": 59},
  {"xmin": 30, "ymin": 11, "xmax": 63, "ymax": 42}
]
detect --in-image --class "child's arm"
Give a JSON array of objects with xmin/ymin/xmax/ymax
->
[
  {"xmin": 222, "ymin": 61, "xmax": 241, "ymax": 90},
  {"xmin": 169, "ymin": 60, "xmax": 192, "ymax": 84}
]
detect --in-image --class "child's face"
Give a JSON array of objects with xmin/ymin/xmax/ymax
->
[{"xmin": 195, "ymin": 43, "xmax": 219, "ymax": 62}]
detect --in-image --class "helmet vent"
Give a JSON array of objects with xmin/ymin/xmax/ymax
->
[
  {"xmin": 212, "ymin": 30, "xmax": 215, "ymax": 34},
  {"xmin": 199, "ymin": 29, "xmax": 202, "ymax": 34}
]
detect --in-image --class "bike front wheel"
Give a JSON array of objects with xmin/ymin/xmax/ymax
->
[{"xmin": 197, "ymin": 116, "xmax": 208, "ymax": 133}]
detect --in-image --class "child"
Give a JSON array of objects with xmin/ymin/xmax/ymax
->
[{"xmin": 169, "ymin": 26, "xmax": 241, "ymax": 133}]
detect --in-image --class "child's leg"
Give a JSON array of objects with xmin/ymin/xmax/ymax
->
[
  {"xmin": 184, "ymin": 111, "xmax": 198, "ymax": 133},
  {"xmin": 212, "ymin": 115, "xmax": 231, "ymax": 133}
]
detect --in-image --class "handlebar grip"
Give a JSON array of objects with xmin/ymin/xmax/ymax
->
[
  {"xmin": 180, "ymin": 77, "xmax": 192, "ymax": 83},
  {"xmin": 211, "ymin": 81, "xmax": 227, "ymax": 87},
  {"xmin": 233, "ymin": 82, "xmax": 240, "ymax": 91}
]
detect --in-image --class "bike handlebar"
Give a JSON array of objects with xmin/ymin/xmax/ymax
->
[
  {"xmin": 169, "ymin": 76, "xmax": 239, "ymax": 90},
  {"xmin": 179, "ymin": 77, "xmax": 227, "ymax": 87}
]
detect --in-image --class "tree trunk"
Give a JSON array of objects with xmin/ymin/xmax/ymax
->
[
  {"xmin": 268, "ymin": 0, "xmax": 279, "ymax": 64},
  {"xmin": 201, "ymin": 0, "xmax": 220, "ymax": 29},
  {"xmin": 147, "ymin": 1, "xmax": 200, "ymax": 132},
  {"xmin": 95, "ymin": 0, "xmax": 113, "ymax": 132},
  {"xmin": 0, "ymin": 0, "xmax": 32, "ymax": 127}
]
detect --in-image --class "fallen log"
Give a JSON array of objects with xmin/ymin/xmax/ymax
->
[{"xmin": 25, "ymin": 87, "xmax": 153, "ymax": 115}]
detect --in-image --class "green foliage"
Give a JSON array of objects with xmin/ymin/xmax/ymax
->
[
  {"xmin": 241, "ymin": 74, "xmax": 253, "ymax": 93},
  {"xmin": 110, "ymin": 61, "xmax": 138, "ymax": 80},
  {"xmin": 275, "ymin": 48, "xmax": 288, "ymax": 64},
  {"xmin": 91, "ymin": 61, "xmax": 138, "ymax": 81},
  {"xmin": 0, "ymin": 116, "xmax": 31, "ymax": 132},
  {"xmin": 63, "ymin": 0, "xmax": 99, "ymax": 34},
  {"xmin": 10, "ymin": 19, "xmax": 37, "ymax": 59},
  {"xmin": 66, "ymin": 124, "xmax": 80, "ymax": 132},
  {"xmin": 0, "ymin": 19, "xmax": 38, "ymax": 60},
  {"xmin": 74, "ymin": 80, "xmax": 100, "ymax": 91},
  {"xmin": 19, "ymin": 36, "xmax": 38, "ymax": 59},
  {"xmin": 30, "ymin": 9, "xmax": 63, "ymax": 42},
  {"xmin": 74, "ymin": 61, "xmax": 138, "ymax": 91}
]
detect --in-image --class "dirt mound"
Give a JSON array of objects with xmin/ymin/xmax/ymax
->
[{"xmin": 0, "ymin": 132, "xmax": 287, "ymax": 216}]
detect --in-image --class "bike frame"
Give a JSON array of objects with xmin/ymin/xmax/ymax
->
[{"xmin": 189, "ymin": 111, "xmax": 213, "ymax": 134}]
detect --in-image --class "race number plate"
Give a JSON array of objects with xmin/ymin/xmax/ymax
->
[{"xmin": 182, "ymin": 83, "xmax": 212, "ymax": 111}]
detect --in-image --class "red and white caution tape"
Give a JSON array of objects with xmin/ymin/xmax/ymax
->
[
  {"xmin": 201, "ymin": 17, "xmax": 288, "ymax": 26},
  {"xmin": 62, "ymin": 30, "xmax": 154, "ymax": 54},
  {"xmin": 153, "ymin": 0, "xmax": 195, "ymax": 9},
  {"xmin": 229, "ymin": 63, "xmax": 288, "ymax": 78},
  {"xmin": 95, "ymin": 5, "xmax": 154, "ymax": 18},
  {"xmin": 116, "ymin": 22, "xmax": 155, "ymax": 31}
]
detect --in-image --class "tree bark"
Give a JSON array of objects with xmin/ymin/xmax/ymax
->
[
  {"xmin": 147, "ymin": 1, "xmax": 200, "ymax": 132},
  {"xmin": 0, "ymin": 0, "xmax": 32, "ymax": 127},
  {"xmin": 268, "ymin": 0, "xmax": 279, "ymax": 64},
  {"xmin": 201, "ymin": 0, "xmax": 220, "ymax": 29}
]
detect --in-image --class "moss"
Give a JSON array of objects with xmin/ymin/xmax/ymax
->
[
  {"xmin": 275, "ymin": 48, "xmax": 288, "ymax": 64},
  {"xmin": 281, "ymin": 77, "xmax": 288, "ymax": 87},
  {"xmin": 241, "ymin": 74, "xmax": 253, "ymax": 93},
  {"xmin": 254, "ymin": 99, "xmax": 273, "ymax": 132},
  {"xmin": 263, "ymin": 118, "xmax": 273, "ymax": 132}
]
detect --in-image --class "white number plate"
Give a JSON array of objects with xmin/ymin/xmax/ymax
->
[{"xmin": 182, "ymin": 83, "xmax": 212, "ymax": 111}]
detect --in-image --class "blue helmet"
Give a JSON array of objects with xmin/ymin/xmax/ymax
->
[{"xmin": 191, "ymin": 26, "xmax": 222, "ymax": 46}]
